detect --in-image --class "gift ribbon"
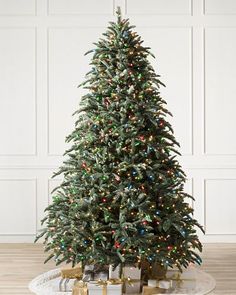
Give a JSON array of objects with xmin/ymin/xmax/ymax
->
[
  {"xmin": 73, "ymin": 281, "xmax": 88, "ymax": 295},
  {"xmin": 95, "ymin": 280, "xmax": 109, "ymax": 295},
  {"xmin": 121, "ymin": 276, "xmax": 142, "ymax": 294},
  {"xmin": 90, "ymin": 277, "xmax": 137, "ymax": 295},
  {"xmin": 59, "ymin": 264, "xmax": 84, "ymax": 292},
  {"xmin": 168, "ymin": 272, "xmax": 183, "ymax": 288},
  {"xmin": 95, "ymin": 278, "xmax": 125, "ymax": 295}
]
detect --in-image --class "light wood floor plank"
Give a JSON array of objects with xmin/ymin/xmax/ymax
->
[{"xmin": 0, "ymin": 243, "xmax": 235, "ymax": 294}]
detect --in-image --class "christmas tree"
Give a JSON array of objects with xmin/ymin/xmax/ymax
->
[{"xmin": 36, "ymin": 8, "xmax": 203, "ymax": 272}]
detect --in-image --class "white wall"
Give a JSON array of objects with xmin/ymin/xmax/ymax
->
[{"xmin": 0, "ymin": 0, "xmax": 236, "ymax": 242}]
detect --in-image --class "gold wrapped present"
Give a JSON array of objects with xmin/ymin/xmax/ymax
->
[
  {"xmin": 142, "ymin": 285, "xmax": 166, "ymax": 295},
  {"xmin": 61, "ymin": 263, "xmax": 83, "ymax": 279},
  {"xmin": 87, "ymin": 281, "xmax": 122, "ymax": 295},
  {"xmin": 73, "ymin": 281, "xmax": 88, "ymax": 295}
]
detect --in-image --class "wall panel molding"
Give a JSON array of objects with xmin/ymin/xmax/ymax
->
[
  {"xmin": 0, "ymin": 179, "xmax": 37, "ymax": 236},
  {"xmin": 125, "ymin": 0, "xmax": 193, "ymax": 15},
  {"xmin": 0, "ymin": 27, "xmax": 37, "ymax": 156},
  {"xmin": 47, "ymin": 0, "xmax": 115, "ymax": 16},
  {"xmin": 0, "ymin": 0, "xmax": 36, "ymax": 16},
  {"xmin": 203, "ymin": 27, "xmax": 236, "ymax": 155},
  {"xmin": 204, "ymin": 178, "xmax": 236, "ymax": 236},
  {"xmin": 203, "ymin": 0, "xmax": 236, "ymax": 15}
]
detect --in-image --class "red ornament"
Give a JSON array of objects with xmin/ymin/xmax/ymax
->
[
  {"xmin": 102, "ymin": 198, "xmax": 107, "ymax": 203},
  {"xmin": 115, "ymin": 241, "xmax": 120, "ymax": 248},
  {"xmin": 159, "ymin": 120, "xmax": 165, "ymax": 127},
  {"xmin": 104, "ymin": 98, "xmax": 110, "ymax": 107},
  {"xmin": 139, "ymin": 135, "xmax": 145, "ymax": 141},
  {"xmin": 114, "ymin": 174, "xmax": 120, "ymax": 181},
  {"xmin": 167, "ymin": 245, "xmax": 173, "ymax": 251}
]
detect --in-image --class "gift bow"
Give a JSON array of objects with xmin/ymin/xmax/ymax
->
[
  {"xmin": 73, "ymin": 281, "xmax": 88, "ymax": 295},
  {"xmin": 95, "ymin": 280, "xmax": 112, "ymax": 295},
  {"xmin": 94, "ymin": 277, "xmax": 140, "ymax": 295},
  {"xmin": 73, "ymin": 278, "xmax": 124, "ymax": 295}
]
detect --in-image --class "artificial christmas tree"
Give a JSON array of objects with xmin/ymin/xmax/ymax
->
[{"xmin": 36, "ymin": 7, "xmax": 203, "ymax": 277}]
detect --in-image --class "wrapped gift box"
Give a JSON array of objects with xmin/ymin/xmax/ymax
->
[
  {"xmin": 142, "ymin": 285, "xmax": 166, "ymax": 295},
  {"xmin": 166, "ymin": 269, "xmax": 196, "ymax": 289},
  {"xmin": 59, "ymin": 278, "xmax": 77, "ymax": 292},
  {"xmin": 87, "ymin": 281, "xmax": 122, "ymax": 295},
  {"xmin": 122, "ymin": 266, "xmax": 141, "ymax": 294},
  {"xmin": 148, "ymin": 279, "xmax": 172, "ymax": 289},
  {"xmin": 109, "ymin": 264, "xmax": 121, "ymax": 279},
  {"xmin": 61, "ymin": 264, "xmax": 82, "ymax": 280},
  {"xmin": 83, "ymin": 265, "xmax": 94, "ymax": 282},
  {"xmin": 28, "ymin": 266, "xmax": 216, "ymax": 295},
  {"xmin": 94, "ymin": 271, "xmax": 108, "ymax": 281},
  {"xmin": 83, "ymin": 265, "xmax": 108, "ymax": 282}
]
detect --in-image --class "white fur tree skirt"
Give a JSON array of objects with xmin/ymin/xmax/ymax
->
[{"xmin": 29, "ymin": 265, "xmax": 215, "ymax": 295}]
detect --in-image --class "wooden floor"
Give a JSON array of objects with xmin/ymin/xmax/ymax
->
[{"xmin": 0, "ymin": 244, "xmax": 235, "ymax": 294}]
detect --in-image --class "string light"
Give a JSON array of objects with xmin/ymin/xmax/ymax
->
[{"xmin": 38, "ymin": 8, "xmax": 203, "ymax": 272}]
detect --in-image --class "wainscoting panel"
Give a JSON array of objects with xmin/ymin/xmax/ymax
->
[
  {"xmin": 0, "ymin": 179, "xmax": 37, "ymax": 235},
  {"xmin": 204, "ymin": 179, "xmax": 236, "ymax": 235},
  {"xmin": 126, "ymin": 0, "xmax": 192, "ymax": 15},
  {"xmin": 204, "ymin": 28, "xmax": 236, "ymax": 155},
  {"xmin": 204, "ymin": 0, "xmax": 236, "ymax": 15},
  {"xmin": 0, "ymin": 0, "xmax": 36, "ymax": 15},
  {"xmin": 47, "ymin": 0, "xmax": 114, "ymax": 15},
  {"xmin": 0, "ymin": 28, "xmax": 36, "ymax": 155}
]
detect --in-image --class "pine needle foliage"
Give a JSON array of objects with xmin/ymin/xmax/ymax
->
[{"xmin": 36, "ymin": 8, "xmax": 203, "ymax": 272}]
